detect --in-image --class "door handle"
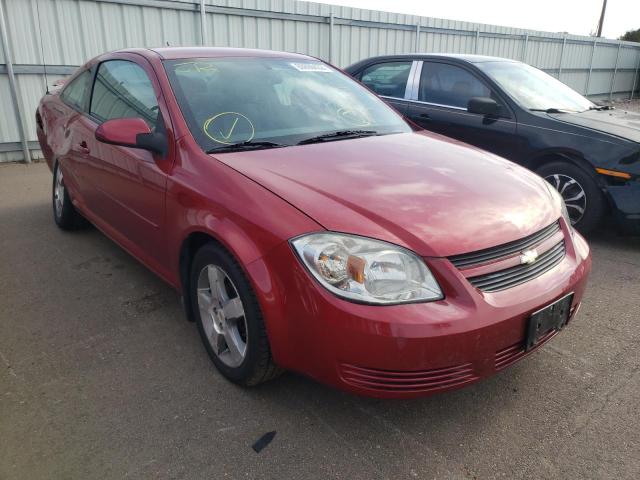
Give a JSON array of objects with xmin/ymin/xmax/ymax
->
[
  {"xmin": 78, "ymin": 141, "xmax": 90, "ymax": 154},
  {"xmin": 412, "ymin": 112, "xmax": 431, "ymax": 123}
]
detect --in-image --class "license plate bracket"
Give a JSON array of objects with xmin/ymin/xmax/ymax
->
[{"xmin": 525, "ymin": 293, "xmax": 573, "ymax": 351}]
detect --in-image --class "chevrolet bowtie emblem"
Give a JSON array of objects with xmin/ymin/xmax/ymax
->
[{"xmin": 520, "ymin": 249, "xmax": 539, "ymax": 265}]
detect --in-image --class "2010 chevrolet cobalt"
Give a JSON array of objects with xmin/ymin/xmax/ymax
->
[{"xmin": 37, "ymin": 48, "xmax": 591, "ymax": 398}]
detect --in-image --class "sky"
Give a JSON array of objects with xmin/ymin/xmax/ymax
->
[{"xmin": 306, "ymin": 0, "xmax": 639, "ymax": 40}]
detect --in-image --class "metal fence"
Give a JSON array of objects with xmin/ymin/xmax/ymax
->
[{"xmin": 1, "ymin": 0, "xmax": 639, "ymax": 163}]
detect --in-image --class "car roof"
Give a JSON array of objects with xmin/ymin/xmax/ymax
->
[
  {"xmin": 351, "ymin": 53, "xmax": 520, "ymax": 65},
  {"xmin": 122, "ymin": 47, "xmax": 314, "ymax": 61}
]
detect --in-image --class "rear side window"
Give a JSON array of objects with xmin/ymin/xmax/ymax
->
[
  {"xmin": 360, "ymin": 61, "xmax": 412, "ymax": 99},
  {"xmin": 90, "ymin": 60, "xmax": 159, "ymax": 129},
  {"xmin": 60, "ymin": 70, "xmax": 91, "ymax": 111},
  {"xmin": 419, "ymin": 62, "xmax": 491, "ymax": 108}
]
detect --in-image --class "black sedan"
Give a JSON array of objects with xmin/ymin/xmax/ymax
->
[{"xmin": 345, "ymin": 54, "xmax": 640, "ymax": 234}]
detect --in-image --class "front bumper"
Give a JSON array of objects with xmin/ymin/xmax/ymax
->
[
  {"xmin": 249, "ymin": 229, "xmax": 592, "ymax": 398},
  {"xmin": 606, "ymin": 182, "xmax": 640, "ymax": 234}
]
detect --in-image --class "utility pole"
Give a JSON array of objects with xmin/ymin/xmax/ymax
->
[{"xmin": 596, "ymin": 0, "xmax": 607, "ymax": 37}]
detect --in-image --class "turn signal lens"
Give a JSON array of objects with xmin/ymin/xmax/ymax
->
[
  {"xmin": 291, "ymin": 233, "xmax": 443, "ymax": 304},
  {"xmin": 595, "ymin": 168, "xmax": 631, "ymax": 180}
]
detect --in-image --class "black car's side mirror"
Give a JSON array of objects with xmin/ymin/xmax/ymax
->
[{"xmin": 467, "ymin": 97, "xmax": 500, "ymax": 117}]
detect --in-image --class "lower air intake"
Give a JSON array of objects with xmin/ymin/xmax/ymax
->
[{"xmin": 339, "ymin": 362, "xmax": 478, "ymax": 393}]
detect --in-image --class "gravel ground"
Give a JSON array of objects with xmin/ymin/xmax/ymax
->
[
  {"xmin": 603, "ymin": 97, "xmax": 640, "ymax": 112},
  {"xmin": 1, "ymin": 162, "xmax": 639, "ymax": 480}
]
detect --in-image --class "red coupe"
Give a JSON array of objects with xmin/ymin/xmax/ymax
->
[{"xmin": 37, "ymin": 48, "xmax": 591, "ymax": 398}]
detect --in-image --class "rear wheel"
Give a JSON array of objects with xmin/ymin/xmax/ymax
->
[
  {"xmin": 52, "ymin": 162, "xmax": 87, "ymax": 230},
  {"xmin": 190, "ymin": 242, "xmax": 282, "ymax": 386},
  {"xmin": 537, "ymin": 161, "xmax": 605, "ymax": 233}
]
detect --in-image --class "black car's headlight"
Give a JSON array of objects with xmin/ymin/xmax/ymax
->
[{"xmin": 291, "ymin": 232, "xmax": 443, "ymax": 304}]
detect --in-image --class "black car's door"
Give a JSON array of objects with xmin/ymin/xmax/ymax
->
[
  {"xmin": 356, "ymin": 60, "xmax": 417, "ymax": 116},
  {"xmin": 407, "ymin": 60, "xmax": 520, "ymax": 160}
]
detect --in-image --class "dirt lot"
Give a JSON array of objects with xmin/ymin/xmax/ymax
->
[
  {"xmin": 1, "ymin": 162, "xmax": 639, "ymax": 480},
  {"xmin": 605, "ymin": 97, "xmax": 640, "ymax": 112}
]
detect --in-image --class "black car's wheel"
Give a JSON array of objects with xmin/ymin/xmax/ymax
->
[
  {"xmin": 537, "ymin": 161, "xmax": 605, "ymax": 233},
  {"xmin": 190, "ymin": 242, "xmax": 282, "ymax": 386},
  {"xmin": 52, "ymin": 162, "xmax": 88, "ymax": 230}
]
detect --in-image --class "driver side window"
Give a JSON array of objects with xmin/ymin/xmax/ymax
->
[
  {"xmin": 419, "ymin": 62, "xmax": 503, "ymax": 112},
  {"xmin": 90, "ymin": 60, "xmax": 159, "ymax": 130}
]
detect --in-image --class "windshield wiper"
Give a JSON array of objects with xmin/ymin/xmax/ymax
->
[
  {"xmin": 297, "ymin": 130, "xmax": 379, "ymax": 145},
  {"xmin": 529, "ymin": 108, "xmax": 573, "ymax": 113},
  {"xmin": 206, "ymin": 141, "xmax": 289, "ymax": 154}
]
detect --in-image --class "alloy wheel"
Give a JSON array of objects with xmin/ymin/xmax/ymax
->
[
  {"xmin": 545, "ymin": 173, "xmax": 587, "ymax": 225},
  {"xmin": 196, "ymin": 264, "xmax": 248, "ymax": 368}
]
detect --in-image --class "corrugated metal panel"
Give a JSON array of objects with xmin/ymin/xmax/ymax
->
[
  {"xmin": 589, "ymin": 71, "xmax": 615, "ymax": 95},
  {"xmin": 0, "ymin": 75, "xmax": 18, "ymax": 142},
  {"xmin": 1, "ymin": 0, "xmax": 639, "ymax": 161}
]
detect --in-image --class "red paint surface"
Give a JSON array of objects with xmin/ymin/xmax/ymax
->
[{"xmin": 37, "ymin": 48, "xmax": 591, "ymax": 398}]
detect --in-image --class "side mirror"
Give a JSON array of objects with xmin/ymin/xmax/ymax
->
[
  {"xmin": 95, "ymin": 118, "xmax": 167, "ymax": 156},
  {"xmin": 467, "ymin": 97, "xmax": 500, "ymax": 117}
]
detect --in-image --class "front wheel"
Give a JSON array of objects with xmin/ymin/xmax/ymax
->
[
  {"xmin": 537, "ymin": 161, "xmax": 605, "ymax": 233},
  {"xmin": 190, "ymin": 242, "xmax": 282, "ymax": 386}
]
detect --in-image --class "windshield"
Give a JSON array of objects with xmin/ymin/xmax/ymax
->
[
  {"xmin": 164, "ymin": 57, "xmax": 410, "ymax": 151},
  {"xmin": 476, "ymin": 61, "xmax": 594, "ymax": 112}
]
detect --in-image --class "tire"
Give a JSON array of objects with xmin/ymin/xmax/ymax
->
[
  {"xmin": 190, "ymin": 242, "xmax": 282, "ymax": 386},
  {"xmin": 52, "ymin": 162, "xmax": 88, "ymax": 230},
  {"xmin": 537, "ymin": 161, "xmax": 605, "ymax": 233}
]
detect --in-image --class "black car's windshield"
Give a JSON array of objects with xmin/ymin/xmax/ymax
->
[
  {"xmin": 476, "ymin": 61, "xmax": 595, "ymax": 113},
  {"xmin": 164, "ymin": 58, "xmax": 411, "ymax": 152}
]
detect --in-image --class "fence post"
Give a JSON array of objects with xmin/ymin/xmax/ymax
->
[
  {"xmin": 631, "ymin": 48, "xmax": 640, "ymax": 100},
  {"xmin": 610, "ymin": 43, "xmax": 621, "ymax": 100},
  {"xmin": 0, "ymin": 0, "xmax": 30, "ymax": 163},
  {"xmin": 586, "ymin": 38, "xmax": 597, "ymax": 97},
  {"xmin": 200, "ymin": 0, "xmax": 207, "ymax": 45},
  {"xmin": 474, "ymin": 30, "xmax": 480, "ymax": 54},
  {"xmin": 558, "ymin": 35, "xmax": 566, "ymax": 79},
  {"xmin": 521, "ymin": 34, "xmax": 529, "ymax": 62},
  {"xmin": 415, "ymin": 23, "xmax": 420, "ymax": 53},
  {"xmin": 329, "ymin": 12, "xmax": 334, "ymax": 63}
]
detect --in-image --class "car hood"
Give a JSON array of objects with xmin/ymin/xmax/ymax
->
[
  {"xmin": 212, "ymin": 132, "xmax": 558, "ymax": 257},
  {"xmin": 548, "ymin": 108, "xmax": 640, "ymax": 144}
]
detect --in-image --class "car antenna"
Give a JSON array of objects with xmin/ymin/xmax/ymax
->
[
  {"xmin": 166, "ymin": 41, "xmax": 170, "ymax": 46},
  {"xmin": 35, "ymin": 0, "xmax": 49, "ymax": 94}
]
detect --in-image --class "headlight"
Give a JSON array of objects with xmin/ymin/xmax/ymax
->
[{"xmin": 291, "ymin": 232, "xmax": 443, "ymax": 304}]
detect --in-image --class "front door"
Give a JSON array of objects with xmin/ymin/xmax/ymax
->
[
  {"xmin": 83, "ymin": 57, "xmax": 171, "ymax": 268},
  {"xmin": 407, "ymin": 61, "xmax": 520, "ymax": 160}
]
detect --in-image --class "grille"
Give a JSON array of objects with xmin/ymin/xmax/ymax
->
[
  {"xmin": 467, "ymin": 240, "xmax": 565, "ymax": 292},
  {"xmin": 448, "ymin": 221, "xmax": 561, "ymax": 269},
  {"xmin": 495, "ymin": 329, "xmax": 557, "ymax": 371},
  {"xmin": 339, "ymin": 363, "xmax": 478, "ymax": 393}
]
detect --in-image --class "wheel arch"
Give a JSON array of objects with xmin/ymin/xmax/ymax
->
[
  {"xmin": 177, "ymin": 225, "xmax": 277, "ymax": 323},
  {"xmin": 525, "ymin": 149, "xmax": 598, "ymax": 180},
  {"xmin": 529, "ymin": 150, "xmax": 611, "ymax": 231},
  {"xmin": 179, "ymin": 230, "xmax": 226, "ymax": 322}
]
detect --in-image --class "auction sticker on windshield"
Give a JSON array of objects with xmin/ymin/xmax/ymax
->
[{"xmin": 290, "ymin": 62, "xmax": 332, "ymax": 73}]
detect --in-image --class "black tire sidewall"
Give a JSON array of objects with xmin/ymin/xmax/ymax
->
[
  {"xmin": 52, "ymin": 162, "xmax": 75, "ymax": 229},
  {"xmin": 537, "ymin": 161, "xmax": 605, "ymax": 233},
  {"xmin": 190, "ymin": 243, "xmax": 265, "ymax": 384}
]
